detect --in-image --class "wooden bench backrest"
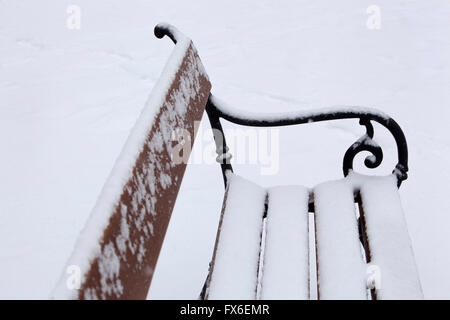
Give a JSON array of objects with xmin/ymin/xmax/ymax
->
[
  {"xmin": 52, "ymin": 24, "xmax": 420, "ymax": 300},
  {"xmin": 53, "ymin": 25, "xmax": 211, "ymax": 299}
]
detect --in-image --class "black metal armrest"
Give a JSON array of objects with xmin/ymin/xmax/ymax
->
[{"xmin": 206, "ymin": 94, "xmax": 408, "ymax": 188}]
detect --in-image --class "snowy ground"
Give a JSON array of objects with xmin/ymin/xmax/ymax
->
[{"xmin": 1, "ymin": 0, "xmax": 449, "ymax": 299}]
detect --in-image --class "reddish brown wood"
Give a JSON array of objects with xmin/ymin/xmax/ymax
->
[
  {"xmin": 75, "ymin": 42, "xmax": 211, "ymax": 299},
  {"xmin": 204, "ymin": 183, "xmax": 230, "ymax": 299}
]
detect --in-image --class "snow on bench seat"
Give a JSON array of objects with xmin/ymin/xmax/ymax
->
[
  {"xmin": 260, "ymin": 186, "xmax": 310, "ymax": 300},
  {"xmin": 205, "ymin": 173, "xmax": 267, "ymax": 300},
  {"xmin": 205, "ymin": 173, "xmax": 422, "ymax": 300},
  {"xmin": 314, "ymin": 179, "xmax": 367, "ymax": 300},
  {"xmin": 357, "ymin": 175, "xmax": 423, "ymax": 300}
]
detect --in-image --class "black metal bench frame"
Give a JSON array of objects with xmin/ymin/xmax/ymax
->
[
  {"xmin": 155, "ymin": 25, "xmax": 410, "ymax": 300},
  {"xmin": 156, "ymin": 24, "xmax": 409, "ymax": 188},
  {"xmin": 205, "ymin": 96, "xmax": 408, "ymax": 188}
]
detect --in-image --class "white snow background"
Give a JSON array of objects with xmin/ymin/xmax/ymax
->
[{"xmin": 0, "ymin": 0, "xmax": 449, "ymax": 299}]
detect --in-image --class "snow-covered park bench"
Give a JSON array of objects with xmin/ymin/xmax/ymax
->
[{"xmin": 53, "ymin": 24, "xmax": 422, "ymax": 300}]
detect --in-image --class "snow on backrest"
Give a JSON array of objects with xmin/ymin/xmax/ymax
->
[
  {"xmin": 52, "ymin": 38, "xmax": 211, "ymax": 299},
  {"xmin": 206, "ymin": 173, "xmax": 267, "ymax": 300}
]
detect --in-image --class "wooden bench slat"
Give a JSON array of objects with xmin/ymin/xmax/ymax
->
[
  {"xmin": 314, "ymin": 180, "xmax": 367, "ymax": 300},
  {"xmin": 260, "ymin": 186, "xmax": 310, "ymax": 299},
  {"xmin": 205, "ymin": 173, "xmax": 267, "ymax": 300},
  {"xmin": 359, "ymin": 176, "xmax": 423, "ymax": 299},
  {"xmin": 51, "ymin": 23, "xmax": 419, "ymax": 300}
]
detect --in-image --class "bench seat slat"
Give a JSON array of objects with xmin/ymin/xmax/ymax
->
[
  {"xmin": 359, "ymin": 176, "xmax": 423, "ymax": 299},
  {"xmin": 260, "ymin": 186, "xmax": 310, "ymax": 299},
  {"xmin": 206, "ymin": 174, "xmax": 267, "ymax": 300},
  {"xmin": 314, "ymin": 180, "xmax": 367, "ymax": 300}
]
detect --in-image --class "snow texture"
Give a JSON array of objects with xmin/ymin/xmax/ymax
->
[
  {"xmin": 260, "ymin": 186, "xmax": 309, "ymax": 300},
  {"xmin": 208, "ymin": 173, "xmax": 421, "ymax": 300},
  {"xmin": 52, "ymin": 26, "xmax": 207, "ymax": 299},
  {"xmin": 206, "ymin": 173, "xmax": 266, "ymax": 300},
  {"xmin": 210, "ymin": 95, "xmax": 390, "ymax": 123},
  {"xmin": 358, "ymin": 175, "xmax": 423, "ymax": 299},
  {"xmin": 314, "ymin": 178, "xmax": 367, "ymax": 300}
]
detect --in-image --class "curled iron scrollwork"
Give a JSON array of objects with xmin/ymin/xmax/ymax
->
[{"xmin": 155, "ymin": 25, "xmax": 409, "ymax": 188}]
